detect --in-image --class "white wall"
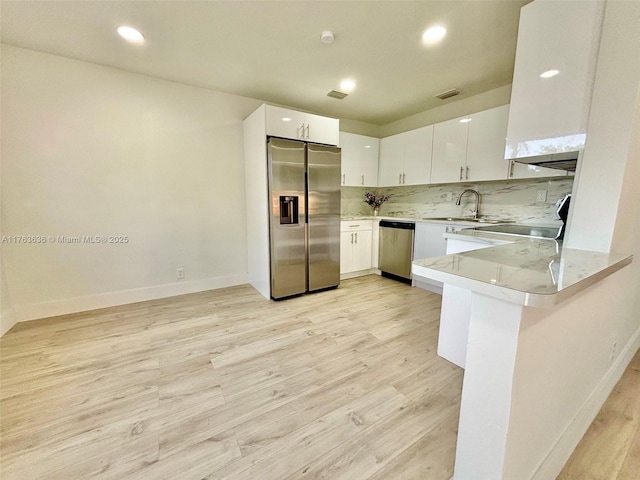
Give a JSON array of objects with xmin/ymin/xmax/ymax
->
[
  {"xmin": 380, "ymin": 84, "xmax": 512, "ymax": 137},
  {"xmin": 566, "ymin": 0, "xmax": 640, "ymax": 253},
  {"xmin": 0, "ymin": 258, "xmax": 16, "ymax": 336},
  {"xmin": 512, "ymin": 1, "xmax": 640, "ymax": 477},
  {"xmin": 0, "ymin": 45, "xmax": 262, "ymax": 323}
]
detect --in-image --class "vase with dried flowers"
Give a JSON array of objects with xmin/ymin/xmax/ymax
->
[{"xmin": 364, "ymin": 191, "xmax": 389, "ymax": 216}]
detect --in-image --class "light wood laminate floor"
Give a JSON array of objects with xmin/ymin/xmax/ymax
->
[
  {"xmin": 0, "ymin": 275, "xmax": 462, "ymax": 480},
  {"xmin": 2, "ymin": 275, "xmax": 638, "ymax": 479},
  {"xmin": 558, "ymin": 348, "xmax": 640, "ymax": 480}
]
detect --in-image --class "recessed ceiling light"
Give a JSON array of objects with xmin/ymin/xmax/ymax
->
[
  {"xmin": 364, "ymin": 145, "xmax": 371, "ymax": 149},
  {"xmin": 422, "ymin": 25, "xmax": 447, "ymax": 45},
  {"xmin": 459, "ymin": 118, "xmax": 472, "ymax": 123},
  {"xmin": 282, "ymin": 117, "xmax": 292, "ymax": 122},
  {"xmin": 540, "ymin": 69, "xmax": 560, "ymax": 78},
  {"xmin": 117, "ymin": 26, "xmax": 144, "ymax": 43},
  {"xmin": 340, "ymin": 79, "xmax": 356, "ymax": 92}
]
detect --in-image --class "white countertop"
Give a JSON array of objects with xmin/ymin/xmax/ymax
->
[
  {"xmin": 412, "ymin": 230, "xmax": 632, "ymax": 307},
  {"xmin": 341, "ymin": 215, "xmax": 506, "ymax": 227}
]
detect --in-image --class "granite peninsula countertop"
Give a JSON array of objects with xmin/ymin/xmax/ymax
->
[{"xmin": 412, "ymin": 230, "xmax": 633, "ymax": 307}]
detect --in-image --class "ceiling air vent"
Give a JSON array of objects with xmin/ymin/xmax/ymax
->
[
  {"xmin": 327, "ymin": 90, "xmax": 348, "ymax": 100},
  {"xmin": 433, "ymin": 88, "xmax": 461, "ymax": 100}
]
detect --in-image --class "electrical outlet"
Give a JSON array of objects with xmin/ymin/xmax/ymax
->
[
  {"xmin": 610, "ymin": 341, "xmax": 617, "ymax": 362},
  {"xmin": 446, "ymin": 192, "xmax": 453, "ymax": 202},
  {"xmin": 176, "ymin": 267, "xmax": 184, "ymax": 279},
  {"xmin": 536, "ymin": 190, "xmax": 548, "ymax": 202}
]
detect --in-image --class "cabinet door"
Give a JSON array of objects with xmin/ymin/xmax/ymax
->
[
  {"xmin": 306, "ymin": 113, "xmax": 339, "ymax": 146},
  {"xmin": 508, "ymin": 160, "xmax": 568, "ymax": 179},
  {"xmin": 340, "ymin": 231, "xmax": 353, "ymax": 274},
  {"xmin": 266, "ymin": 105, "xmax": 305, "ymax": 140},
  {"xmin": 361, "ymin": 138, "xmax": 379, "ymax": 187},
  {"xmin": 339, "ymin": 132, "xmax": 363, "ymax": 186},
  {"xmin": 378, "ymin": 134, "xmax": 404, "ymax": 186},
  {"xmin": 371, "ymin": 220, "xmax": 380, "ymax": 269},
  {"xmin": 351, "ymin": 230, "xmax": 373, "ymax": 272},
  {"xmin": 466, "ymin": 105, "xmax": 510, "ymax": 181},
  {"xmin": 339, "ymin": 132, "xmax": 379, "ymax": 186},
  {"xmin": 431, "ymin": 117, "xmax": 470, "ymax": 184},
  {"xmin": 402, "ymin": 125, "xmax": 433, "ymax": 185}
]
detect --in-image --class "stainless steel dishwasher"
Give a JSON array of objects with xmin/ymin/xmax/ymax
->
[{"xmin": 378, "ymin": 220, "xmax": 415, "ymax": 284}]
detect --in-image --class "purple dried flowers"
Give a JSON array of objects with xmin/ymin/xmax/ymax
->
[{"xmin": 364, "ymin": 191, "xmax": 390, "ymax": 208}]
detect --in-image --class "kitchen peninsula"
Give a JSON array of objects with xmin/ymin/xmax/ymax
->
[{"xmin": 412, "ymin": 232, "xmax": 633, "ymax": 479}]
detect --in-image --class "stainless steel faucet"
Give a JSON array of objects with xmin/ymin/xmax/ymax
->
[{"xmin": 456, "ymin": 189, "xmax": 481, "ymax": 219}]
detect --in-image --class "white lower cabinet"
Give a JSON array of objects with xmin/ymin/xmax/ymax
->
[
  {"xmin": 413, "ymin": 223, "xmax": 447, "ymax": 293},
  {"xmin": 372, "ymin": 220, "xmax": 380, "ymax": 269},
  {"xmin": 412, "ymin": 222, "xmax": 469, "ymax": 293},
  {"xmin": 340, "ymin": 220, "xmax": 373, "ymax": 276},
  {"xmin": 438, "ymin": 238, "xmax": 493, "ymax": 369}
]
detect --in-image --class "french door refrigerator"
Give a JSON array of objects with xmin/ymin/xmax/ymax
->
[{"xmin": 267, "ymin": 137, "xmax": 341, "ymax": 299}]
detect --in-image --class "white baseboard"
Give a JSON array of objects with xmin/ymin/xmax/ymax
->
[
  {"xmin": 1, "ymin": 307, "xmax": 17, "ymax": 337},
  {"xmin": 13, "ymin": 273, "xmax": 248, "ymax": 323},
  {"xmin": 532, "ymin": 327, "xmax": 640, "ymax": 479},
  {"xmin": 414, "ymin": 279, "xmax": 444, "ymax": 295},
  {"xmin": 340, "ymin": 269, "xmax": 375, "ymax": 280}
]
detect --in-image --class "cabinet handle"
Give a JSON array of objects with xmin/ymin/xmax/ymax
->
[
  {"xmin": 349, "ymin": 224, "xmax": 360, "ymax": 227},
  {"xmin": 398, "ymin": 173, "xmax": 402, "ymax": 184},
  {"xmin": 361, "ymin": 174, "xmax": 364, "ymax": 186},
  {"xmin": 403, "ymin": 173, "xmax": 406, "ymax": 184},
  {"xmin": 355, "ymin": 232, "xmax": 358, "ymax": 244},
  {"xmin": 466, "ymin": 166, "xmax": 469, "ymax": 180},
  {"xmin": 350, "ymin": 233, "xmax": 354, "ymax": 244},
  {"xmin": 342, "ymin": 173, "xmax": 345, "ymax": 185},
  {"xmin": 509, "ymin": 160, "xmax": 515, "ymax": 178},
  {"xmin": 459, "ymin": 166, "xmax": 463, "ymax": 181},
  {"xmin": 305, "ymin": 124, "xmax": 310, "ymax": 140}
]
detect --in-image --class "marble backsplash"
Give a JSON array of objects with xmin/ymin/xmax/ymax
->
[{"xmin": 342, "ymin": 177, "xmax": 574, "ymax": 225}]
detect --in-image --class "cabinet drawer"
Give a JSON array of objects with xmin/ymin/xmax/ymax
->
[{"xmin": 341, "ymin": 220, "xmax": 373, "ymax": 232}]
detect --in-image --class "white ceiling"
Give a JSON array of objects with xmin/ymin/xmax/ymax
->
[{"xmin": 0, "ymin": 0, "xmax": 530, "ymax": 126}]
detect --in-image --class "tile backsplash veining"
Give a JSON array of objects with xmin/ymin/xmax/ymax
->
[{"xmin": 342, "ymin": 177, "xmax": 574, "ymax": 224}]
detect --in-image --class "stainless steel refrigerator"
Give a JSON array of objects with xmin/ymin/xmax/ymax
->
[{"xmin": 267, "ymin": 137, "xmax": 341, "ymax": 299}]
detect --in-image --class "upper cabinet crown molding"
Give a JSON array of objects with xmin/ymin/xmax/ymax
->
[
  {"xmin": 265, "ymin": 105, "xmax": 339, "ymax": 146},
  {"xmin": 505, "ymin": 0, "xmax": 605, "ymax": 161}
]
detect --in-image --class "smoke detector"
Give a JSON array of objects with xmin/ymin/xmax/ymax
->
[
  {"xmin": 320, "ymin": 31, "xmax": 335, "ymax": 44},
  {"xmin": 433, "ymin": 88, "xmax": 461, "ymax": 100}
]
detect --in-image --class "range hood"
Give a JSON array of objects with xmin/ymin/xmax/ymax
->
[{"xmin": 511, "ymin": 150, "xmax": 579, "ymax": 172}]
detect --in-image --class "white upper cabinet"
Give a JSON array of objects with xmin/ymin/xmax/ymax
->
[
  {"xmin": 505, "ymin": 0, "xmax": 605, "ymax": 161},
  {"xmin": 378, "ymin": 125, "xmax": 433, "ymax": 186},
  {"xmin": 402, "ymin": 126, "xmax": 433, "ymax": 186},
  {"xmin": 431, "ymin": 117, "xmax": 469, "ymax": 183},
  {"xmin": 339, "ymin": 132, "xmax": 379, "ymax": 187},
  {"xmin": 466, "ymin": 105, "xmax": 510, "ymax": 181},
  {"xmin": 432, "ymin": 105, "xmax": 511, "ymax": 183},
  {"xmin": 378, "ymin": 133, "xmax": 405, "ymax": 186},
  {"xmin": 265, "ymin": 105, "xmax": 339, "ymax": 146}
]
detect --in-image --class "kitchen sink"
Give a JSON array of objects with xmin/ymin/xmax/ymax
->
[{"xmin": 422, "ymin": 217, "xmax": 506, "ymax": 224}]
